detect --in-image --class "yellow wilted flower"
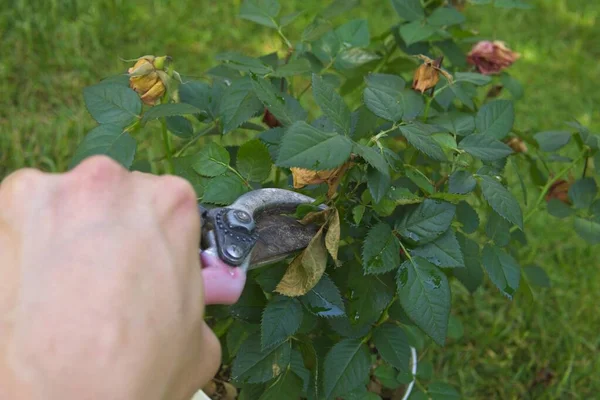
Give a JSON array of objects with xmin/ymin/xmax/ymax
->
[
  {"xmin": 411, "ymin": 55, "xmax": 453, "ymax": 94},
  {"xmin": 127, "ymin": 55, "xmax": 170, "ymax": 106},
  {"xmin": 291, "ymin": 161, "xmax": 353, "ymax": 198}
]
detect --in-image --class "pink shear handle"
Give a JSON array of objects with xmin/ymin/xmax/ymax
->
[{"xmin": 200, "ymin": 251, "xmax": 247, "ymax": 305}]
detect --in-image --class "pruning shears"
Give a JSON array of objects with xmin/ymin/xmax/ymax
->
[{"xmin": 198, "ymin": 188, "xmax": 326, "ymax": 305}]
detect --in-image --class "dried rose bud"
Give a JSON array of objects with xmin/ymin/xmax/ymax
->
[
  {"xmin": 467, "ymin": 41, "xmax": 520, "ymax": 75},
  {"xmin": 505, "ymin": 137, "xmax": 528, "ymax": 153},
  {"xmin": 412, "ymin": 55, "xmax": 453, "ymax": 94},
  {"xmin": 545, "ymin": 179, "xmax": 571, "ymax": 204},
  {"xmin": 262, "ymin": 108, "xmax": 281, "ymax": 128},
  {"xmin": 127, "ymin": 55, "xmax": 170, "ymax": 106},
  {"xmin": 291, "ymin": 161, "xmax": 353, "ymax": 198}
]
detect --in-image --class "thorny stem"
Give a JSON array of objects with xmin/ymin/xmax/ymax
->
[
  {"xmin": 160, "ymin": 117, "xmax": 174, "ymax": 174},
  {"xmin": 510, "ymin": 152, "xmax": 587, "ymax": 232}
]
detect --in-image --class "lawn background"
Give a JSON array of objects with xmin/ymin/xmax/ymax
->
[{"xmin": 1, "ymin": 0, "xmax": 598, "ymax": 398}]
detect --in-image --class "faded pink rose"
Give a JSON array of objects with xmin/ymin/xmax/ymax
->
[{"xmin": 467, "ymin": 40, "xmax": 520, "ymax": 75}]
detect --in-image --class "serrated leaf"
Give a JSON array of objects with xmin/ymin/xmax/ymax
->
[
  {"xmin": 574, "ymin": 217, "xmax": 600, "ymax": 244},
  {"xmin": 428, "ymin": 382, "xmax": 460, "ymax": 400},
  {"xmin": 479, "ymin": 175, "xmax": 523, "ymax": 230},
  {"xmin": 141, "ymin": 103, "xmax": 203, "ymax": 125},
  {"xmin": 397, "ymin": 257, "xmax": 451, "ymax": 346},
  {"xmin": 400, "ymin": 89, "xmax": 425, "ymax": 121},
  {"xmin": 239, "ymin": 0, "xmax": 280, "ymax": 28},
  {"xmin": 363, "ymin": 222, "xmax": 401, "ymax": 274},
  {"xmin": 301, "ymin": 16, "xmax": 333, "ymax": 42},
  {"xmin": 226, "ymin": 321, "xmax": 258, "ymax": 360},
  {"xmin": 335, "ymin": 48, "xmax": 381, "ymax": 70},
  {"xmin": 399, "ymin": 20, "xmax": 437, "ymax": 46},
  {"xmin": 312, "ymin": 30, "xmax": 342, "ymax": 64},
  {"xmin": 300, "ymin": 274, "xmax": 345, "ymax": 317},
  {"xmin": 279, "ymin": 10, "xmax": 304, "ymax": 27},
  {"xmin": 261, "ymin": 295, "xmax": 303, "ymax": 350},
  {"xmin": 485, "ymin": 210, "xmax": 511, "ymax": 246},
  {"xmin": 83, "ymin": 83, "xmax": 141, "ymax": 127},
  {"xmin": 165, "ymin": 115, "xmax": 193, "ymax": 138},
  {"xmin": 237, "ymin": 139, "xmax": 272, "ymax": 182},
  {"xmin": 354, "ymin": 143, "xmax": 390, "ymax": 174},
  {"xmin": 220, "ymin": 77, "xmax": 263, "ymax": 133},
  {"xmin": 449, "ymin": 170, "xmax": 476, "ymax": 194},
  {"xmin": 363, "ymin": 87, "xmax": 403, "ymax": 122},
  {"xmin": 231, "ymin": 336, "xmax": 291, "ymax": 383},
  {"xmin": 335, "ymin": 19, "xmax": 370, "ymax": 47},
  {"xmin": 431, "ymin": 112, "xmax": 475, "ymax": 136},
  {"xmin": 192, "ymin": 142, "xmax": 230, "ymax": 177},
  {"xmin": 272, "ymin": 58, "xmax": 312, "ymax": 77},
  {"xmin": 458, "ymin": 134, "xmax": 513, "ymax": 161},
  {"xmin": 69, "ymin": 124, "xmax": 136, "ymax": 169},
  {"xmin": 482, "ymin": 244, "xmax": 520, "ymax": 299},
  {"xmin": 427, "ymin": 7, "xmax": 465, "ymax": 26},
  {"xmin": 546, "ymin": 198, "xmax": 573, "ymax": 219},
  {"xmin": 523, "ymin": 265, "xmax": 551, "ymax": 288},
  {"xmin": 568, "ymin": 177, "xmax": 597, "ymax": 209},
  {"xmin": 312, "ymin": 74, "xmax": 351, "ymax": 135},
  {"xmin": 454, "ymin": 72, "xmax": 491, "ymax": 85},
  {"xmin": 475, "ymin": 100, "xmax": 514, "ymax": 140},
  {"xmin": 368, "ymin": 168, "xmax": 392, "ymax": 203},
  {"xmin": 258, "ymin": 368, "xmax": 303, "ymax": 400},
  {"xmin": 203, "ymin": 173, "xmax": 249, "ymax": 205},
  {"xmin": 323, "ymin": 339, "xmax": 371, "ymax": 399},
  {"xmin": 365, "ymin": 73, "xmax": 405, "ymax": 95},
  {"xmin": 276, "ymin": 121, "xmax": 353, "ymax": 170},
  {"xmin": 372, "ymin": 324, "xmax": 410, "ymax": 371},
  {"xmin": 391, "ymin": 0, "xmax": 425, "ymax": 21},
  {"xmin": 276, "ymin": 228, "xmax": 327, "ymax": 296},
  {"xmin": 353, "ymin": 205, "xmax": 366, "ymax": 225},
  {"xmin": 395, "ymin": 199, "xmax": 456, "ymax": 245},
  {"xmin": 346, "ymin": 274, "xmax": 395, "ymax": 328},
  {"xmin": 411, "ymin": 228, "xmax": 464, "ymax": 268},
  {"xmin": 252, "ymin": 77, "xmax": 307, "ymax": 126},
  {"xmin": 374, "ymin": 364, "xmax": 401, "ymax": 389},
  {"xmin": 172, "ymin": 155, "xmax": 207, "ymax": 197},
  {"xmin": 179, "ymin": 80, "xmax": 221, "ymax": 120},
  {"xmin": 534, "ymin": 131, "xmax": 572, "ymax": 152},
  {"xmin": 456, "ymin": 201, "xmax": 479, "ymax": 234},
  {"xmin": 400, "ymin": 125, "xmax": 447, "ymax": 161}
]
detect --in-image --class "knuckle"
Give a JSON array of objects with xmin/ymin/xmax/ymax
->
[
  {"xmin": 71, "ymin": 156, "xmax": 125, "ymax": 184},
  {"xmin": 0, "ymin": 168, "xmax": 45, "ymax": 200},
  {"xmin": 160, "ymin": 175, "xmax": 197, "ymax": 213}
]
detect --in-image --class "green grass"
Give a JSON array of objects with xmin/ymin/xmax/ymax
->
[{"xmin": 1, "ymin": 0, "xmax": 598, "ymax": 398}]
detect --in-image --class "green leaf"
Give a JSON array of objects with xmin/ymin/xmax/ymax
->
[
  {"xmin": 323, "ymin": 339, "xmax": 371, "ymax": 399},
  {"xmin": 568, "ymin": 178, "xmax": 597, "ymax": 209},
  {"xmin": 258, "ymin": 368, "xmax": 303, "ymax": 400},
  {"xmin": 374, "ymin": 364, "xmax": 401, "ymax": 389},
  {"xmin": 500, "ymin": 73, "xmax": 524, "ymax": 99},
  {"xmin": 239, "ymin": 0, "xmax": 280, "ymax": 28},
  {"xmin": 391, "ymin": 0, "xmax": 425, "ymax": 21},
  {"xmin": 546, "ymin": 198, "xmax": 574, "ymax": 219},
  {"xmin": 534, "ymin": 131, "xmax": 572, "ymax": 152},
  {"xmin": 454, "ymin": 72, "xmax": 492, "ymax": 85},
  {"xmin": 453, "ymin": 233, "xmax": 483, "ymax": 293},
  {"xmin": 395, "ymin": 199, "xmax": 456, "ymax": 245},
  {"xmin": 312, "ymin": 74, "xmax": 351, "ymax": 135},
  {"xmin": 165, "ymin": 115, "xmax": 193, "ymax": 138},
  {"xmin": 458, "ymin": 134, "xmax": 513, "ymax": 161},
  {"xmin": 203, "ymin": 173, "xmax": 248, "ymax": 205},
  {"xmin": 427, "ymin": 7, "xmax": 465, "ymax": 27},
  {"xmin": 399, "ymin": 90, "xmax": 425, "ymax": 121},
  {"xmin": 354, "ymin": 144, "xmax": 390, "ymax": 175},
  {"xmin": 400, "ymin": 125, "xmax": 447, "ymax": 161},
  {"xmin": 143, "ymin": 103, "xmax": 203, "ymax": 125},
  {"xmin": 69, "ymin": 124, "xmax": 136, "ymax": 169},
  {"xmin": 220, "ymin": 77, "xmax": 263, "ymax": 133},
  {"xmin": 574, "ymin": 217, "xmax": 600, "ymax": 244},
  {"xmin": 252, "ymin": 77, "xmax": 307, "ymax": 126},
  {"xmin": 172, "ymin": 155, "xmax": 207, "ymax": 197},
  {"xmin": 321, "ymin": 0, "xmax": 359, "ymax": 18},
  {"xmin": 363, "ymin": 87, "xmax": 403, "ymax": 122},
  {"xmin": 83, "ymin": 83, "xmax": 141, "ymax": 128},
  {"xmin": 231, "ymin": 336, "xmax": 291, "ymax": 383},
  {"xmin": 276, "ymin": 121, "xmax": 353, "ymax": 170},
  {"xmin": 476, "ymin": 99, "xmax": 515, "ymax": 139},
  {"xmin": 449, "ymin": 170, "xmax": 476, "ymax": 194},
  {"xmin": 363, "ymin": 222, "xmax": 401, "ymax": 274},
  {"xmin": 301, "ymin": 16, "xmax": 333, "ymax": 42},
  {"xmin": 335, "ymin": 19, "xmax": 370, "ymax": 47},
  {"xmin": 447, "ymin": 315, "xmax": 464, "ymax": 340},
  {"xmin": 279, "ymin": 11, "xmax": 304, "ymax": 27},
  {"xmin": 482, "ymin": 244, "xmax": 520, "ymax": 299},
  {"xmin": 494, "ymin": 0, "xmax": 534, "ymax": 9},
  {"xmin": 523, "ymin": 265, "xmax": 551, "ymax": 288},
  {"xmin": 456, "ymin": 201, "xmax": 479, "ymax": 234},
  {"xmin": 345, "ymin": 274, "xmax": 394, "ymax": 329},
  {"xmin": 192, "ymin": 142, "xmax": 230, "ymax": 177},
  {"xmin": 479, "ymin": 175, "xmax": 523, "ymax": 230},
  {"xmin": 237, "ymin": 139, "xmax": 272, "ymax": 182},
  {"xmin": 428, "ymin": 382, "xmax": 460, "ymax": 400},
  {"xmin": 335, "ymin": 48, "xmax": 381, "ymax": 70},
  {"xmin": 179, "ymin": 81, "xmax": 221, "ymax": 120},
  {"xmin": 353, "ymin": 205, "xmax": 366, "ymax": 225},
  {"xmin": 261, "ymin": 295, "xmax": 303, "ymax": 350},
  {"xmin": 431, "ymin": 112, "xmax": 475, "ymax": 136},
  {"xmin": 411, "ymin": 228, "xmax": 465, "ymax": 268},
  {"xmin": 300, "ymin": 274, "xmax": 345, "ymax": 318},
  {"xmin": 230, "ymin": 280, "xmax": 267, "ymax": 323},
  {"xmin": 372, "ymin": 324, "xmax": 410, "ymax": 371},
  {"xmin": 485, "ymin": 210, "xmax": 511, "ymax": 247},
  {"xmin": 365, "ymin": 73, "xmax": 405, "ymax": 95},
  {"xmin": 397, "ymin": 257, "xmax": 451, "ymax": 346},
  {"xmin": 399, "ymin": 20, "xmax": 437, "ymax": 46},
  {"xmin": 368, "ymin": 168, "xmax": 392, "ymax": 203},
  {"xmin": 272, "ymin": 58, "xmax": 312, "ymax": 77}
]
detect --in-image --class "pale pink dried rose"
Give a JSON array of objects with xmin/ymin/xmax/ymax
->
[{"xmin": 467, "ymin": 40, "xmax": 520, "ymax": 75}]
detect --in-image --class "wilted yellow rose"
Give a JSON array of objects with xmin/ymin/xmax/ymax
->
[
  {"xmin": 411, "ymin": 55, "xmax": 452, "ymax": 94},
  {"xmin": 291, "ymin": 162, "xmax": 353, "ymax": 198},
  {"xmin": 127, "ymin": 56, "xmax": 170, "ymax": 106}
]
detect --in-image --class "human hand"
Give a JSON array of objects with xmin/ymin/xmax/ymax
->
[{"xmin": 0, "ymin": 156, "xmax": 221, "ymax": 400}]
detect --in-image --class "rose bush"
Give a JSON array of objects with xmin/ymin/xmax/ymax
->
[{"xmin": 70, "ymin": 0, "xmax": 599, "ymax": 398}]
